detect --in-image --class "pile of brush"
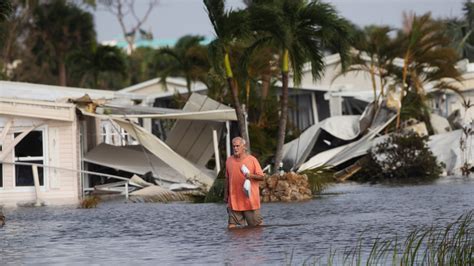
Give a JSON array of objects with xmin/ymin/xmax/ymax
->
[{"xmin": 260, "ymin": 172, "xmax": 312, "ymax": 202}]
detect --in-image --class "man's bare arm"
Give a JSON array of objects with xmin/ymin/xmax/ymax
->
[{"xmin": 247, "ymin": 173, "xmax": 265, "ymax": 181}]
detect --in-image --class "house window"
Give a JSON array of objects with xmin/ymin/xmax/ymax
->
[
  {"xmin": 14, "ymin": 131, "xmax": 44, "ymax": 186},
  {"xmin": 289, "ymin": 93, "xmax": 314, "ymax": 131}
]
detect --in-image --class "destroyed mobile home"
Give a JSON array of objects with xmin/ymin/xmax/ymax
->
[
  {"xmin": 0, "ymin": 81, "xmax": 236, "ymax": 206},
  {"xmin": 282, "ymin": 95, "xmax": 474, "ymax": 179},
  {"xmin": 1, "ymin": 74, "xmax": 473, "ymax": 206}
]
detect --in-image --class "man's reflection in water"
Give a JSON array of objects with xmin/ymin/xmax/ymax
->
[{"xmin": 225, "ymin": 226, "xmax": 266, "ymax": 264}]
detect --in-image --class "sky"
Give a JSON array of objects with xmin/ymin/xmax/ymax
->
[{"xmin": 93, "ymin": 0, "xmax": 466, "ymax": 42}]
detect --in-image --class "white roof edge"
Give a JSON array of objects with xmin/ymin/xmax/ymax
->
[
  {"xmin": 0, "ymin": 80, "xmax": 114, "ymax": 96},
  {"xmin": 0, "ymin": 80, "xmax": 143, "ymax": 101},
  {"xmin": 120, "ymin": 77, "xmax": 207, "ymax": 93},
  {"xmin": 120, "ymin": 77, "xmax": 161, "ymax": 93},
  {"xmin": 145, "ymin": 86, "xmax": 208, "ymax": 100}
]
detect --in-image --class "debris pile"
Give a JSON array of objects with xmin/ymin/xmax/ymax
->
[{"xmin": 260, "ymin": 172, "xmax": 312, "ymax": 202}]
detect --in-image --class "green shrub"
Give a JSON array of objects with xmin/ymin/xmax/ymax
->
[
  {"xmin": 300, "ymin": 166, "xmax": 336, "ymax": 194},
  {"xmin": 353, "ymin": 131, "xmax": 443, "ymax": 183}
]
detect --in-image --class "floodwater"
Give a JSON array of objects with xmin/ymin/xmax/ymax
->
[{"xmin": 1, "ymin": 176, "xmax": 473, "ymax": 265}]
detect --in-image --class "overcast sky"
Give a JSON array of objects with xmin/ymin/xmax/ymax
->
[{"xmin": 93, "ymin": 0, "xmax": 466, "ymax": 42}]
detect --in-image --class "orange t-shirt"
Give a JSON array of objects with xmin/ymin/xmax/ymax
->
[{"xmin": 226, "ymin": 154, "xmax": 264, "ymax": 211}]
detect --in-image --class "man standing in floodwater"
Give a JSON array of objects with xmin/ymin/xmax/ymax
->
[{"xmin": 224, "ymin": 137, "xmax": 265, "ymax": 229}]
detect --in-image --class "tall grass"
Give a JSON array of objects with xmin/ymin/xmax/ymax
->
[{"xmin": 296, "ymin": 211, "xmax": 473, "ymax": 265}]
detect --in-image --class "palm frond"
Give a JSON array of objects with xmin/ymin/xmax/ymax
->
[{"xmin": 203, "ymin": 0, "xmax": 225, "ymax": 39}]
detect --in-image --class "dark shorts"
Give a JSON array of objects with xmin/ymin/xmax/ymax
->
[{"xmin": 227, "ymin": 208, "xmax": 263, "ymax": 227}]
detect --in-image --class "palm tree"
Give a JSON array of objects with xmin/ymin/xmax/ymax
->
[
  {"xmin": 204, "ymin": 0, "xmax": 251, "ymax": 147},
  {"xmin": 395, "ymin": 13, "xmax": 463, "ymax": 129},
  {"xmin": 31, "ymin": 0, "xmax": 95, "ymax": 86},
  {"xmin": 248, "ymin": 0, "xmax": 352, "ymax": 172},
  {"xmin": 68, "ymin": 43, "xmax": 127, "ymax": 89},
  {"xmin": 444, "ymin": 0, "xmax": 474, "ymax": 61},
  {"xmin": 336, "ymin": 25, "xmax": 399, "ymax": 122},
  {"xmin": 157, "ymin": 35, "xmax": 210, "ymax": 95}
]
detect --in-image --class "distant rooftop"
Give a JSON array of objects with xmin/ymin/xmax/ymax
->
[{"xmin": 101, "ymin": 38, "xmax": 213, "ymax": 49}]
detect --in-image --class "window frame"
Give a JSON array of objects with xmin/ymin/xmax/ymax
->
[{"xmin": 12, "ymin": 127, "xmax": 48, "ymax": 191}]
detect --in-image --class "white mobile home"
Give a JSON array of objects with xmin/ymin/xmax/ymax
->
[
  {"xmin": 0, "ymin": 81, "xmax": 235, "ymax": 206},
  {"xmin": 0, "ymin": 81, "xmax": 138, "ymax": 206}
]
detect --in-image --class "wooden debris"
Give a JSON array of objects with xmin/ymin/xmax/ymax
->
[{"xmin": 260, "ymin": 172, "xmax": 312, "ymax": 202}]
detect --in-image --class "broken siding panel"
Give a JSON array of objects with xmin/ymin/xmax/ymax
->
[
  {"xmin": 165, "ymin": 94, "xmax": 208, "ymax": 149},
  {"xmin": 186, "ymin": 123, "xmax": 222, "ymax": 165},
  {"xmin": 196, "ymin": 126, "xmax": 223, "ymax": 166},
  {"xmin": 166, "ymin": 94, "xmax": 227, "ymax": 166}
]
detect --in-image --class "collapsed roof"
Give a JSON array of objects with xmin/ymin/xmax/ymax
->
[
  {"xmin": 282, "ymin": 101, "xmax": 398, "ymax": 172},
  {"xmin": 81, "ymin": 93, "xmax": 236, "ymax": 191}
]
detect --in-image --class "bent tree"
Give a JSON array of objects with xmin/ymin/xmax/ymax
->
[
  {"xmin": 204, "ymin": 0, "xmax": 251, "ymax": 147},
  {"xmin": 248, "ymin": 0, "xmax": 352, "ymax": 172}
]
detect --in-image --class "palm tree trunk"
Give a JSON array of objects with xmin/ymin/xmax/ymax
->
[
  {"xmin": 274, "ymin": 50, "xmax": 290, "ymax": 173},
  {"xmin": 228, "ymin": 78, "xmax": 250, "ymax": 148},
  {"xmin": 58, "ymin": 58, "xmax": 67, "ymax": 86},
  {"xmin": 258, "ymin": 73, "xmax": 271, "ymax": 126},
  {"xmin": 186, "ymin": 76, "xmax": 192, "ymax": 99},
  {"xmin": 273, "ymin": 71, "xmax": 289, "ymax": 173},
  {"xmin": 261, "ymin": 73, "xmax": 271, "ymax": 100},
  {"xmin": 396, "ymin": 52, "xmax": 410, "ymax": 129},
  {"xmin": 224, "ymin": 53, "xmax": 250, "ymax": 148},
  {"xmin": 369, "ymin": 63, "xmax": 378, "ymax": 127}
]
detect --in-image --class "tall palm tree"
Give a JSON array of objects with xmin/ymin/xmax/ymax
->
[
  {"xmin": 157, "ymin": 35, "xmax": 210, "ymax": 95},
  {"xmin": 204, "ymin": 0, "xmax": 251, "ymax": 147},
  {"xmin": 395, "ymin": 13, "xmax": 463, "ymax": 129},
  {"xmin": 248, "ymin": 0, "xmax": 352, "ymax": 172},
  {"xmin": 31, "ymin": 0, "xmax": 95, "ymax": 86},
  {"xmin": 336, "ymin": 25, "xmax": 399, "ymax": 121},
  {"xmin": 68, "ymin": 43, "xmax": 127, "ymax": 89}
]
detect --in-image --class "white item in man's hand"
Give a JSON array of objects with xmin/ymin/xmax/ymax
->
[
  {"xmin": 243, "ymin": 179, "xmax": 251, "ymax": 198},
  {"xmin": 241, "ymin": 165, "xmax": 250, "ymax": 176}
]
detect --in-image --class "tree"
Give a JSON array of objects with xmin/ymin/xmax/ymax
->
[
  {"xmin": 157, "ymin": 35, "xmax": 210, "ymax": 95},
  {"xmin": 0, "ymin": 0, "xmax": 35, "ymax": 80},
  {"xmin": 248, "ymin": 0, "xmax": 352, "ymax": 172},
  {"xmin": 444, "ymin": 0, "xmax": 474, "ymax": 61},
  {"xmin": 204, "ymin": 0, "xmax": 251, "ymax": 147},
  {"xmin": 31, "ymin": 0, "xmax": 96, "ymax": 86},
  {"xmin": 338, "ymin": 25, "xmax": 399, "ymax": 120},
  {"xmin": 68, "ymin": 43, "xmax": 127, "ymax": 89},
  {"xmin": 395, "ymin": 13, "xmax": 463, "ymax": 129},
  {"xmin": 98, "ymin": 0, "xmax": 158, "ymax": 54}
]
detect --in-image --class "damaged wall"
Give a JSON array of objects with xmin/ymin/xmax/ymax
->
[{"xmin": 0, "ymin": 117, "xmax": 81, "ymax": 206}]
